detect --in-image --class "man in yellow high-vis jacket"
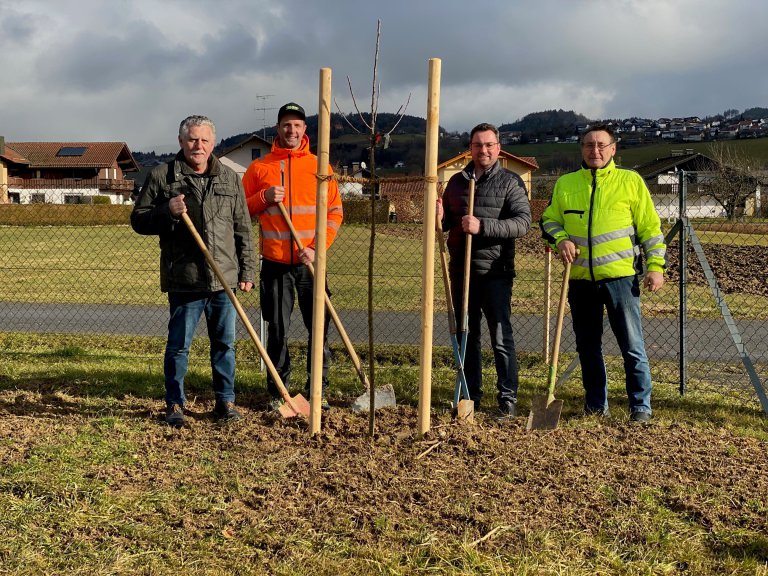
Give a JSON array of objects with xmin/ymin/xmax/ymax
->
[{"xmin": 541, "ymin": 124, "xmax": 665, "ymax": 423}]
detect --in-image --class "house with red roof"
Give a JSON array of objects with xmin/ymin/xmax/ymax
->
[{"xmin": 0, "ymin": 140, "xmax": 140, "ymax": 204}]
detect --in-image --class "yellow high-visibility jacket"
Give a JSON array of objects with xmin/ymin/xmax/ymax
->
[{"xmin": 541, "ymin": 159, "xmax": 666, "ymax": 282}]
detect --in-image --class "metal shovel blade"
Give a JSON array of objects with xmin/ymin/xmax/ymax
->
[
  {"xmin": 350, "ymin": 384, "xmax": 397, "ymax": 413},
  {"xmin": 278, "ymin": 394, "xmax": 311, "ymax": 418},
  {"xmin": 455, "ymin": 398, "xmax": 474, "ymax": 422},
  {"xmin": 526, "ymin": 396, "xmax": 564, "ymax": 431}
]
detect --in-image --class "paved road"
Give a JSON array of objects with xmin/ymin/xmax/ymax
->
[{"xmin": 2, "ymin": 302, "xmax": 767, "ymax": 363}]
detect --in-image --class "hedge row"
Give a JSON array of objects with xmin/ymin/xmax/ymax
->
[
  {"xmin": 0, "ymin": 205, "xmax": 134, "ymax": 226},
  {"xmin": 0, "ymin": 200, "xmax": 392, "ymax": 226}
]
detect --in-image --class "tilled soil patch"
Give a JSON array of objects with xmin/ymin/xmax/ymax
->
[{"xmin": 3, "ymin": 396, "xmax": 766, "ymax": 555}]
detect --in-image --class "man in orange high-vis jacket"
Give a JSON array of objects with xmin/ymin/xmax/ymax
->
[{"xmin": 243, "ymin": 102, "xmax": 343, "ymax": 409}]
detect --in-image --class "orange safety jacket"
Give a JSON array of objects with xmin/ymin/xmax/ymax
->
[{"xmin": 242, "ymin": 134, "xmax": 343, "ymax": 265}]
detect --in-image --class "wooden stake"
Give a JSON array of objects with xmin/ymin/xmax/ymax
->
[
  {"xmin": 418, "ymin": 58, "xmax": 441, "ymax": 437},
  {"xmin": 543, "ymin": 246, "xmax": 552, "ymax": 362},
  {"xmin": 310, "ymin": 67, "xmax": 332, "ymax": 435}
]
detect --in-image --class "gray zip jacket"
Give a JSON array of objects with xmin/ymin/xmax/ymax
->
[
  {"xmin": 131, "ymin": 152, "xmax": 256, "ymax": 292},
  {"xmin": 442, "ymin": 160, "xmax": 531, "ymax": 278}
]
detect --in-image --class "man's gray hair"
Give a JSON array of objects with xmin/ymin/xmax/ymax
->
[{"xmin": 179, "ymin": 115, "xmax": 216, "ymax": 138}]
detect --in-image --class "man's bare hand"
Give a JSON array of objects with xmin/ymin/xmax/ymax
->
[
  {"xmin": 299, "ymin": 246, "xmax": 315, "ymax": 266},
  {"xmin": 169, "ymin": 194, "xmax": 187, "ymax": 218},
  {"xmin": 644, "ymin": 271, "xmax": 664, "ymax": 292},
  {"xmin": 265, "ymin": 186, "xmax": 285, "ymax": 203},
  {"xmin": 461, "ymin": 215, "xmax": 480, "ymax": 235},
  {"xmin": 557, "ymin": 239, "xmax": 578, "ymax": 263}
]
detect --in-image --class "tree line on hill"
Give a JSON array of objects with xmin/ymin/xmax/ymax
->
[{"xmin": 132, "ymin": 107, "xmax": 768, "ymax": 172}]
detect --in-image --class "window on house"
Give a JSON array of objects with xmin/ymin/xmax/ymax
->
[
  {"xmin": 56, "ymin": 146, "xmax": 87, "ymax": 157},
  {"xmin": 251, "ymin": 149, "xmax": 261, "ymax": 161},
  {"xmin": 30, "ymin": 193, "xmax": 46, "ymax": 204},
  {"xmin": 8, "ymin": 193, "xmax": 20, "ymax": 204},
  {"xmin": 64, "ymin": 195, "xmax": 81, "ymax": 204}
]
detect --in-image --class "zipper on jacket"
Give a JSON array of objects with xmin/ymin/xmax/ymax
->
[
  {"xmin": 288, "ymin": 155, "xmax": 295, "ymax": 266},
  {"xmin": 587, "ymin": 169, "xmax": 597, "ymax": 282}
]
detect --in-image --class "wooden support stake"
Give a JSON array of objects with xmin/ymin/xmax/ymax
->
[
  {"xmin": 543, "ymin": 246, "xmax": 552, "ymax": 362},
  {"xmin": 310, "ymin": 67, "xmax": 332, "ymax": 435},
  {"xmin": 418, "ymin": 58, "xmax": 441, "ymax": 437}
]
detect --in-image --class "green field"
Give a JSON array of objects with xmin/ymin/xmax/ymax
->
[{"xmin": 1, "ymin": 222, "xmax": 767, "ymax": 320}]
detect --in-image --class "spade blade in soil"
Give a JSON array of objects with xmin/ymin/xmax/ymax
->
[
  {"xmin": 455, "ymin": 399, "xmax": 474, "ymax": 422},
  {"xmin": 350, "ymin": 384, "xmax": 397, "ymax": 413},
  {"xmin": 278, "ymin": 394, "xmax": 310, "ymax": 418},
  {"xmin": 526, "ymin": 396, "xmax": 564, "ymax": 430}
]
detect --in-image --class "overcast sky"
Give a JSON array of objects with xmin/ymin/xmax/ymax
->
[{"xmin": 1, "ymin": 0, "xmax": 766, "ymax": 152}]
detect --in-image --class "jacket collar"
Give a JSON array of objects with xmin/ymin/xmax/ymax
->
[
  {"xmin": 173, "ymin": 151, "xmax": 222, "ymax": 180},
  {"xmin": 269, "ymin": 133, "xmax": 311, "ymax": 160},
  {"xmin": 464, "ymin": 159, "xmax": 500, "ymax": 182},
  {"xmin": 581, "ymin": 158, "xmax": 616, "ymax": 178}
]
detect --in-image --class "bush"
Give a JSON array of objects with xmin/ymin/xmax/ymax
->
[
  {"xmin": 0, "ymin": 204, "xmax": 133, "ymax": 226},
  {"xmin": 341, "ymin": 198, "xmax": 391, "ymax": 224}
]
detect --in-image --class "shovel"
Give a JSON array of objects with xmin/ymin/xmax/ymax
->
[
  {"xmin": 526, "ymin": 258, "xmax": 571, "ymax": 430},
  {"xmin": 180, "ymin": 211, "xmax": 309, "ymax": 419},
  {"xmin": 437, "ymin": 217, "xmax": 473, "ymax": 421},
  {"xmin": 276, "ymin": 161, "xmax": 395, "ymax": 412}
]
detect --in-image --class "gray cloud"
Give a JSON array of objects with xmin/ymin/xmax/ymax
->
[{"xmin": 0, "ymin": 0, "xmax": 766, "ymax": 150}]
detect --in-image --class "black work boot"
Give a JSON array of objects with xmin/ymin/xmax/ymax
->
[
  {"xmin": 165, "ymin": 404, "xmax": 185, "ymax": 428},
  {"xmin": 213, "ymin": 401, "xmax": 242, "ymax": 423},
  {"xmin": 496, "ymin": 399, "xmax": 517, "ymax": 420}
]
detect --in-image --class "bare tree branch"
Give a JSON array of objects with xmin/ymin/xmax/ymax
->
[
  {"xmin": 384, "ymin": 92, "xmax": 412, "ymax": 136},
  {"xmin": 333, "ymin": 98, "xmax": 362, "ymax": 133},
  {"xmin": 347, "ymin": 76, "xmax": 372, "ymax": 131}
]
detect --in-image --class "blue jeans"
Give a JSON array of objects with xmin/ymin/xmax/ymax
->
[
  {"xmin": 164, "ymin": 291, "xmax": 236, "ymax": 407},
  {"xmin": 451, "ymin": 274, "xmax": 519, "ymax": 406},
  {"xmin": 568, "ymin": 276, "xmax": 652, "ymax": 415}
]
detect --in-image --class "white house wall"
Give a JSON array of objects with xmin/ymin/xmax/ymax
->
[
  {"xmin": 7, "ymin": 186, "xmax": 124, "ymax": 205},
  {"xmin": 653, "ymin": 194, "xmax": 726, "ymax": 220}
]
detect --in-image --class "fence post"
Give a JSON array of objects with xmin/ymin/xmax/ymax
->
[{"xmin": 679, "ymin": 170, "xmax": 688, "ymax": 395}]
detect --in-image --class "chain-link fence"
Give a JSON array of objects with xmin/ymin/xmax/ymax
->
[{"xmin": 1, "ymin": 171, "xmax": 767, "ymax": 413}]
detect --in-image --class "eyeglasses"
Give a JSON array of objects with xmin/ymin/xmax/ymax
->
[
  {"xmin": 470, "ymin": 142, "xmax": 499, "ymax": 150},
  {"xmin": 581, "ymin": 141, "xmax": 615, "ymax": 151}
]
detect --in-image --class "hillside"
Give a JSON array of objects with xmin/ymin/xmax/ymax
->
[
  {"xmin": 131, "ymin": 107, "xmax": 768, "ymax": 173},
  {"xmin": 499, "ymin": 109, "xmax": 592, "ymax": 141}
]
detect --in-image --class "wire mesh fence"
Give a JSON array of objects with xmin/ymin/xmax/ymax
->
[{"xmin": 1, "ymin": 171, "xmax": 767, "ymax": 413}]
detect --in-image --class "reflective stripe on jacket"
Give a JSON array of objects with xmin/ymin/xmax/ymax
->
[
  {"xmin": 242, "ymin": 134, "xmax": 343, "ymax": 265},
  {"xmin": 541, "ymin": 159, "xmax": 666, "ymax": 282}
]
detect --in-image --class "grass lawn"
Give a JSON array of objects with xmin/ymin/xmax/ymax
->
[
  {"xmin": 1, "ymin": 333, "xmax": 767, "ymax": 575},
  {"xmin": 2, "ymin": 223, "xmax": 767, "ymax": 319}
]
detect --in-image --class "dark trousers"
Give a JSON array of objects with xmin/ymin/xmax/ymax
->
[
  {"xmin": 260, "ymin": 259, "xmax": 330, "ymax": 398},
  {"xmin": 450, "ymin": 274, "xmax": 519, "ymax": 406}
]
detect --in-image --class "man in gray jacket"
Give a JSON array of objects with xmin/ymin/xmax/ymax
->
[
  {"xmin": 437, "ymin": 122, "xmax": 531, "ymax": 418},
  {"xmin": 132, "ymin": 115, "xmax": 256, "ymax": 427}
]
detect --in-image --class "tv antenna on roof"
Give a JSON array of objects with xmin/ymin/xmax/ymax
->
[{"xmin": 254, "ymin": 94, "xmax": 277, "ymax": 139}]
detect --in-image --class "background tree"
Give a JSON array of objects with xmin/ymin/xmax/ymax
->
[{"xmin": 700, "ymin": 143, "xmax": 761, "ymax": 219}]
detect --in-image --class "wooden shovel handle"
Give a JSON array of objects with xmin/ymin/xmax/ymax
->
[
  {"xmin": 179, "ymin": 212, "xmax": 303, "ymax": 416},
  {"xmin": 275, "ymin": 201, "xmax": 372, "ymax": 393},
  {"xmin": 547, "ymin": 259, "xmax": 572, "ymax": 397},
  {"xmin": 460, "ymin": 177, "xmax": 475, "ymax": 331}
]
